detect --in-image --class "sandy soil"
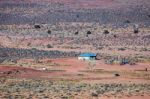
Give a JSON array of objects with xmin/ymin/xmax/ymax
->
[
  {"xmin": 0, "ymin": 58, "xmax": 150, "ymax": 99},
  {"xmin": 1, "ymin": 58, "xmax": 150, "ymax": 83}
]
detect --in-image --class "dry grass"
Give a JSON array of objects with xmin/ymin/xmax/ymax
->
[{"xmin": 0, "ymin": 78, "xmax": 150, "ymax": 99}]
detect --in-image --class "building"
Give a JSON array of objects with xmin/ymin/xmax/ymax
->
[{"xmin": 78, "ymin": 53, "xmax": 97, "ymax": 60}]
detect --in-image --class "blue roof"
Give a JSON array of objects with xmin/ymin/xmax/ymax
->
[{"xmin": 79, "ymin": 53, "xmax": 97, "ymax": 57}]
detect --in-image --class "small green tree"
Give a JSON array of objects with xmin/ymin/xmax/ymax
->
[{"xmin": 87, "ymin": 60, "xmax": 96, "ymax": 70}]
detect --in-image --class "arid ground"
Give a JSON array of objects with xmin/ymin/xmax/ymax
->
[
  {"xmin": 0, "ymin": 58, "xmax": 150, "ymax": 99},
  {"xmin": 0, "ymin": 0, "xmax": 150, "ymax": 99}
]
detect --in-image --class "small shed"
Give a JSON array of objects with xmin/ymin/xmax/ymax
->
[{"xmin": 78, "ymin": 53, "xmax": 97, "ymax": 60}]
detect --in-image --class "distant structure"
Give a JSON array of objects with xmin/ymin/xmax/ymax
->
[{"xmin": 78, "ymin": 53, "xmax": 97, "ymax": 60}]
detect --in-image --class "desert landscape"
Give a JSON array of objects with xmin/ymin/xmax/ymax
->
[{"xmin": 0, "ymin": 0, "xmax": 150, "ymax": 99}]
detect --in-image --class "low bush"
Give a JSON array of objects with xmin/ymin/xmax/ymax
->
[
  {"xmin": 47, "ymin": 44, "xmax": 53, "ymax": 48},
  {"xmin": 105, "ymin": 56, "xmax": 136, "ymax": 65},
  {"xmin": 47, "ymin": 30, "xmax": 51, "ymax": 34},
  {"xmin": 34, "ymin": 25, "xmax": 41, "ymax": 29},
  {"xmin": 134, "ymin": 29, "xmax": 139, "ymax": 34},
  {"xmin": 103, "ymin": 30, "xmax": 109, "ymax": 35},
  {"xmin": 118, "ymin": 48, "xmax": 126, "ymax": 51}
]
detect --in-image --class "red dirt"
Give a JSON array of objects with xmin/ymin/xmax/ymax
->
[
  {"xmin": 51, "ymin": 58, "xmax": 88, "ymax": 73},
  {"xmin": 1, "ymin": 58, "xmax": 149, "ymax": 84},
  {"xmin": 0, "ymin": 66, "xmax": 64, "ymax": 79}
]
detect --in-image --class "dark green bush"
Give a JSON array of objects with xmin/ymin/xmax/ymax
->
[
  {"xmin": 75, "ymin": 31, "xmax": 78, "ymax": 35},
  {"xmin": 47, "ymin": 44, "xmax": 53, "ymax": 48},
  {"xmin": 103, "ymin": 30, "xmax": 109, "ymax": 35},
  {"xmin": 47, "ymin": 30, "xmax": 51, "ymax": 34},
  {"xmin": 34, "ymin": 25, "xmax": 41, "ymax": 29},
  {"xmin": 134, "ymin": 29, "xmax": 139, "ymax": 34}
]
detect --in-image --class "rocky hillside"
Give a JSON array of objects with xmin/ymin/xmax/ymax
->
[{"xmin": 0, "ymin": 0, "xmax": 150, "ymax": 25}]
